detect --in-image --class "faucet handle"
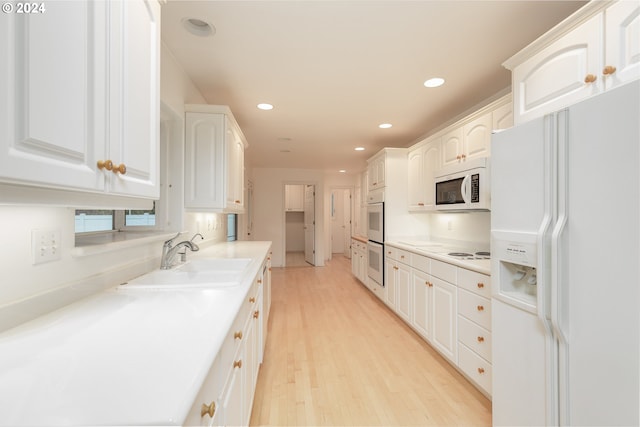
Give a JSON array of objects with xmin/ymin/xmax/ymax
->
[{"xmin": 164, "ymin": 232, "xmax": 182, "ymax": 246}]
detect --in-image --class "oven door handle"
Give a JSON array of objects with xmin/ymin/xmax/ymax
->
[{"xmin": 460, "ymin": 174, "xmax": 471, "ymax": 204}]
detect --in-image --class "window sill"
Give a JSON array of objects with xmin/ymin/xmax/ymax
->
[{"xmin": 72, "ymin": 231, "xmax": 178, "ymax": 258}]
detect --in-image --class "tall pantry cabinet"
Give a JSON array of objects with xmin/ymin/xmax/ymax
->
[{"xmin": 0, "ymin": 0, "xmax": 161, "ymax": 200}]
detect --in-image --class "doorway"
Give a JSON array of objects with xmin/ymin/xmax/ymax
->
[
  {"xmin": 330, "ymin": 188, "xmax": 351, "ymax": 258},
  {"xmin": 284, "ymin": 184, "xmax": 316, "ymax": 267}
]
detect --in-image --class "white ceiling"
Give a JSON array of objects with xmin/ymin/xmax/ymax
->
[{"xmin": 161, "ymin": 0, "xmax": 587, "ymax": 174}]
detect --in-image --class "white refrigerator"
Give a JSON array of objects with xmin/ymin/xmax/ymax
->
[{"xmin": 490, "ymin": 80, "xmax": 639, "ymax": 426}]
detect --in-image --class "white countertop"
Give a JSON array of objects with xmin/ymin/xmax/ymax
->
[
  {"xmin": 386, "ymin": 240, "xmax": 491, "ymax": 275},
  {"xmin": 0, "ymin": 241, "xmax": 271, "ymax": 426}
]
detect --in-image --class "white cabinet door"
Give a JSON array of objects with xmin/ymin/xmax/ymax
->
[
  {"xmin": 185, "ymin": 107, "xmax": 247, "ymax": 213},
  {"xmin": 411, "ymin": 269, "xmax": 433, "ymax": 341},
  {"xmin": 384, "ymin": 259, "xmax": 397, "ymax": 310},
  {"xmin": 407, "ymin": 147, "xmax": 423, "ymax": 209},
  {"xmin": 511, "ymin": 14, "xmax": 603, "ymax": 125},
  {"xmin": 441, "ymin": 127, "xmax": 463, "ymax": 167},
  {"xmin": 285, "ymin": 184, "xmax": 304, "ymax": 211},
  {"xmin": 604, "ymin": 1, "xmax": 640, "ymax": 90},
  {"xmin": 492, "ymin": 101, "xmax": 514, "ymax": 131},
  {"xmin": 108, "ymin": 0, "xmax": 160, "ymax": 198},
  {"xmin": 421, "ymin": 141, "xmax": 440, "ymax": 209},
  {"xmin": 185, "ymin": 112, "xmax": 226, "ymax": 209},
  {"xmin": 0, "ymin": 0, "xmax": 159, "ymax": 200},
  {"xmin": 225, "ymin": 120, "xmax": 245, "ymax": 211},
  {"xmin": 221, "ymin": 351, "xmax": 243, "ymax": 427},
  {"xmin": 407, "ymin": 140, "xmax": 440, "ymax": 211},
  {"xmin": 395, "ymin": 263, "xmax": 412, "ymax": 323},
  {"xmin": 0, "ymin": 1, "xmax": 107, "ymax": 191},
  {"xmin": 367, "ymin": 155, "xmax": 385, "ymax": 190},
  {"xmin": 463, "ymin": 112, "xmax": 492, "ymax": 160},
  {"xmin": 431, "ymin": 276, "xmax": 457, "ymax": 364}
]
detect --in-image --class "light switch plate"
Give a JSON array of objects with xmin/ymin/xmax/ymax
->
[{"xmin": 32, "ymin": 229, "xmax": 62, "ymax": 265}]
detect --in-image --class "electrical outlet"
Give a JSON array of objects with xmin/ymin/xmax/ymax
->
[{"xmin": 32, "ymin": 229, "xmax": 62, "ymax": 265}]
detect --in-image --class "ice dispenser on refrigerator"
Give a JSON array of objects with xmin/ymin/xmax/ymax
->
[{"xmin": 492, "ymin": 230, "xmax": 540, "ymax": 314}]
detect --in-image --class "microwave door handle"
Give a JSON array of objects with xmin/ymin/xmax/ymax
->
[{"xmin": 461, "ymin": 175, "xmax": 471, "ymax": 203}]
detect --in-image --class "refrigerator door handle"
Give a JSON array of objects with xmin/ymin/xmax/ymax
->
[{"xmin": 551, "ymin": 109, "xmax": 570, "ymax": 426}]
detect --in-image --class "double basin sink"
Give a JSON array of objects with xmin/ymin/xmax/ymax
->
[{"xmin": 121, "ymin": 258, "xmax": 253, "ymax": 290}]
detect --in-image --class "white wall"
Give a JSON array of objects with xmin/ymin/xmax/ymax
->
[{"xmin": 0, "ymin": 43, "xmax": 219, "ymax": 331}]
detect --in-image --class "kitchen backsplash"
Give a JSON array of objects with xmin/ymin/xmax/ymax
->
[
  {"xmin": 426, "ymin": 211, "xmax": 490, "ymax": 246},
  {"xmin": 0, "ymin": 205, "xmax": 228, "ymax": 332}
]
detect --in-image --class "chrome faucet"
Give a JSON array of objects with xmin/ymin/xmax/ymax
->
[{"xmin": 160, "ymin": 232, "xmax": 201, "ymax": 270}]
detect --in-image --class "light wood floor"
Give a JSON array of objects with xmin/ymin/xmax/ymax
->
[
  {"xmin": 250, "ymin": 256, "xmax": 492, "ymax": 426},
  {"xmin": 285, "ymin": 251, "xmax": 312, "ymax": 268}
]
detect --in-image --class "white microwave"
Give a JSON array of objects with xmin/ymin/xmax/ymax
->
[{"xmin": 435, "ymin": 157, "xmax": 490, "ymax": 211}]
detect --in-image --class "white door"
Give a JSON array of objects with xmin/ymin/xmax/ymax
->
[
  {"xmin": 330, "ymin": 189, "xmax": 352, "ymax": 256},
  {"xmin": 342, "ymin": 190, "xmax": 351, "ymax": 256},
  {"xmin": 303, "ymin": 185, "xmax": 315, "ymax": 265}
]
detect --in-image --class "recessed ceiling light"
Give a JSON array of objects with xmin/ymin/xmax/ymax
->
[
  {"xmin": 257, "ymin": 103, "xmax": 274, "ymax": 110},
  {"xmin": 379, "ymin": 123, "xmax": 392, "ymax": 129},
  {"xmin": 424, "ymin": 77, "xmax": 445, "ymax": 88},
  {"xmin": 182, "ymin": 18, "xmax": 215, "ymax": 37},
  {"xmin": 339, "ymin": 170, "xmax": 346, "ymax": 173},
  {"xmin": 355, "ymin": 147, "xmax": 365, "ymax": 151}
]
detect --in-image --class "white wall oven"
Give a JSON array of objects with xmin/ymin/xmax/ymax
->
[
  {"xmin": 366, "ymin": 198, "xmax": 384, "ymax": 287},
  {"xmin": 366, "ymin": 202, "xmax": 383, "ymax": 243},
  {"xmin": 435, "ymin": 157, "xmax": 490, "ymax": 211},
  {"xmin": 367, "ymin": 240, "xmax": 383, "ymax": 286}
]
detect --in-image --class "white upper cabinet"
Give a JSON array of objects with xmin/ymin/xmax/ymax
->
[
  {"xmin": 185, "ymin": 105, "xmax": 247, "ymax": 213},
  {"xmin": 506, "ymin": 1, "xmax": 639, "ymax": 125},
  {"xmin": 107, "ymin": 0, "xmax": 161, "ymax": 198},
  {"xmin": 0, "ymin": 0, "xmax": 160, "ymax": 200},
  {"xmin": 491, "ymin": 100, "xmax": 514, "ymax": 131},
  {"xmin": 463, "ymin": 112, "xmax": 492, "ymax": 160},
  {"xmin": 285, "ymin": 185, "xmax": 304, "ymax": 212},
  {"xmin": 441, "ymin": 111, "xmax": 492, "ymax": 168},
  {"xmin": 408, "ymin": 137, "xmax": 440, "ymax": 211},
  {"xmin": 605, "ymin": 0, "xmax": 640, "ymax": 90},
  {"xmin": 441, "ymin": 127, "xmax": 464, "ymax": 168},
  {"xmin": 367, "ymin": 153, "xmax": 386, "ymax": 191},
  {"xmin": 0, "ymin": 2, "xmax": 107, "ymax": 192}
]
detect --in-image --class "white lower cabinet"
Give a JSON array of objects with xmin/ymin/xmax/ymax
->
[
  {"xmin": 385, "ymin": 247, "xmax": 411, "ymax": 321},
  {"xmin": 378, "ymin": 243, "xmax": 493, "ymax": 397},
  {"xmin": 411, "ymin": 268, "xmax": 433, "ymax": 341},
  {"xmin": 184, "ymin": 256, "xmax": 270, "ymax": 426},
  {"xmin": 456, "ymin": 269, "xmax": 492, "ymax": 395},
  {"xmin": 350, "ymin": 238, "xmax": 368, "ymax": 285},
  {"xmin": 431, "ymin": 276, "xmax": 458, "ymax": 364}
]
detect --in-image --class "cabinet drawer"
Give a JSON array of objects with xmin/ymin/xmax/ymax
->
[
  {"xmin": 411, "ymin": 253, "xmax": 430, "ymax": 273},
  {"xmin": 431, "ymin": 259, "xmax": 457, "ymax": 283},
  {"xmin": 458, "ymin": 315, "xmax": 492, "ymax": 362},
  {"xmin": 458, "ymin": 343, "xmax": 492, "ymax": 395},
  {"xmin": 458, "ymin": 288, "xmax": 491, "ymax": 330},
  {"xmin": 386, "ymin": 246, "xmax": 410, "ymax": 264},
  {"xmin": 458, "ymin": 268, "xmax": 491, "ymax": 298}
]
